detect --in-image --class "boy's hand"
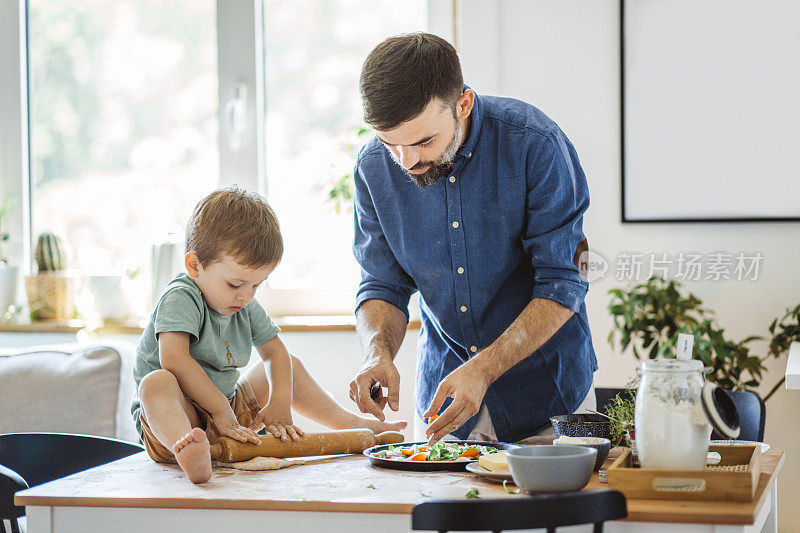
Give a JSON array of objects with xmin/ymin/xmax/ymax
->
[
  {"xmin": 252, "ymin": 403, "xmax": 304, "ymax": 442},
  {"xmin": 211, "ymin": 406, "xmax": 261, "ymax": 444}
]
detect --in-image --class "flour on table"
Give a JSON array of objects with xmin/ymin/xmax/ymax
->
[{"xmin": 219, "ymin": 456, "xmax": 307, "ymax": 471}]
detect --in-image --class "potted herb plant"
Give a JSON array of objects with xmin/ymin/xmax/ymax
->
[{"xmin": 603, "ymin": 388, "xmax": 637, "ymax": 447}]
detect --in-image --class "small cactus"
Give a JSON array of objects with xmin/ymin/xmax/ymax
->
[{"xmin": 35, "ymin": 232, "xmax": 66, "ymax": 272}]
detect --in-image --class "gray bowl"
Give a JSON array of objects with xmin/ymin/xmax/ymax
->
[
  {"xmin": 553, "ymin": 438, "xmax": 611, "ymax": 471},
  {"xmin": 506, "ymin": 445, "xmax": 596, "ymax": 493}
]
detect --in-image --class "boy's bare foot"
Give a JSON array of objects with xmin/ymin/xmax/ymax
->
[
  {"xmin": 172, "ymin": 428, "xmax": 212, "ymax": 484},
  {"xmin": 350, "ymin": 414, "xmax": 407, "ymax": 434}
]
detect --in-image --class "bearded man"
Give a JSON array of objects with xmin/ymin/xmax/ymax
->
[{"xmin": 349, "ymin": 33, "xmax": 597, "ymax": 445}]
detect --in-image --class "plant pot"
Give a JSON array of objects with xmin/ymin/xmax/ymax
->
[
  {"xmin": 88, "ymin": 275, "xmax": 131, "ymax": 321},
  {"xmin": 0, "ymin": 263, "xmax": 19, "ymax": 311},
  {"xmin": 25, "ymin": 270, "xmax": 81, "ymax": 320}
]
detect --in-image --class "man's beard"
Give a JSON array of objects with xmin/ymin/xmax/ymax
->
[{"xmin": 393, "ymin": 120, "xmax": 463, "ymax": 188}]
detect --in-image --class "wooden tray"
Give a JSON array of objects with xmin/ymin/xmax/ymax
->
[{"xmin": 606, "ymin": 445, "xmax": 760, "ymax": 502}]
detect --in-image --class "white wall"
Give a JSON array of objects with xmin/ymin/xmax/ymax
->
[
  {"xmin": 457, "ymin": 0, "xmax": 799, "ymax": 529},
  {"xmin": 263, "ymin": 329, "xmax": 420, "ymax": 436}
]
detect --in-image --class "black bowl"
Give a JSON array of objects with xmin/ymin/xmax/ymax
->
[{"xmin": 550, "ymin": 414, "xmax": 613, "ymax": 441}]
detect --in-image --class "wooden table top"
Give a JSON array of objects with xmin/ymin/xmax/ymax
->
[{"xmin": 16, "ymin": 447, "xmax": 784, "ymax": 525}]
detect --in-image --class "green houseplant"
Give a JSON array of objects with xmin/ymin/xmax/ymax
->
[
  {"xmin": 25, "ymin": 232, "xmax": 81, "ymax": 320},
  {"xmin": 608, "ymin": 276, "xmax": 800, "ymax": 401},
  {"xmin": 322, "ymin": 126, "xmax": 372, "ymax": 213}
]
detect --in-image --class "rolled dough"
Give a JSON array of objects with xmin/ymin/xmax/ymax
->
[{"xmin": 220, "ymin": 456, "xmax": 307, "ymax": 471}]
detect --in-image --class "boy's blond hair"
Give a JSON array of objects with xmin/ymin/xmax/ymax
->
[{"xmin": 186, "ymin": 186, "xmax": 283, "ymax": 268}]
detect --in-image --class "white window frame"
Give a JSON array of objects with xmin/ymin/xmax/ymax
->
[
  {"xmin": 0, "ymin": 0, "xmax": 32, "ymax": 282},
  {"xmin": 1, "ymin": 0, "xmax": 450, "ymax": 318}
]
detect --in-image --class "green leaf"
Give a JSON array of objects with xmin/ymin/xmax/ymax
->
[{"xmin": 503, "ymin": 480, "xmax": 520, "ymax": 494}]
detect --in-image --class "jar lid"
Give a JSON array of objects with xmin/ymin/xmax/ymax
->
[
  {"xmin": 701, "ymin": 383, "xmax": 741, "ymax": 439},
  {"xmin": 640, "ymin": 358, "xmax": 704, "ymax": 373}
]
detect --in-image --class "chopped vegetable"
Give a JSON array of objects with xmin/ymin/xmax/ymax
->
[
  {"xmin": 367, "ymin": 484, "xmax": 377, "ymax": 489},
  {"xmin": 427, "ymin": 414, "xmax": 439, "ymax": 424},
  {"xmin": 503, "ymin": 480, "xmax": 520, "ymax": 494},
  {"xmin": 465, "ymin": 487, "xmax": 480, "ymax": 499},
  {"xmin": 373, "ymin": 441, "xmax": 499, "ymax": 462}
]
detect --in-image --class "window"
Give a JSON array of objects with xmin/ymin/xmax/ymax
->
[
  {"xmin": 2, "ymin": 0, "xmax": 435, "ymax": 320},
  {"xmin": 29, "ymin": 0, "xmax": 220, "ymax": 315},
  {"xmin": 262, "ymin": 0, "xmax": 427, "ymax": 298}
]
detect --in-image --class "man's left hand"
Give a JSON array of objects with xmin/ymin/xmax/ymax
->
[{"xmin": 423, "ymin": 362, "xmax": 490, "ymax": 446}]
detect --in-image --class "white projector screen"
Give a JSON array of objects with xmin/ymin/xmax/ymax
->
[{"xmin": 622, "ymin": 0, "xmax": 800, "ymax": 221}]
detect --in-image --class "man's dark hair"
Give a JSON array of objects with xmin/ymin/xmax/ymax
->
[{"xmin": 360, "ymin": 32, "xmax": 463, "ymax": 131}]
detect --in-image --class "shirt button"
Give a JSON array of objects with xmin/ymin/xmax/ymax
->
[
  {"xmin": 470, "ymin": 346, "xmax": 478, "ymax": 353},
  {"xmin": 460, "ymin": 305, "xmax": 467, "ymax": 313},
  {"xmin": 457, "ymin": 267, "xmax": 464, "ymax": 274},
  {"xmin": 452, "ymin": 221, "xmax": 459, "ymax": 229},
  {"xmin": 448, "ymin": 176, "xmax": 456, "ymax": 183}
]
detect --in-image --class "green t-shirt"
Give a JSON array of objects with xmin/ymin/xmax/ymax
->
[{"xmin": 130, "ymin": 272, "xmax": 280, "ymax": 435}]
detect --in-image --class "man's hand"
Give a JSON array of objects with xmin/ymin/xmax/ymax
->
[
  {"xmin": 210, "ymin": 406, "xmax": 261, "ymax": 444},
  {"xmin": 423, "ymin": 363, "xmax": 490, "ymax": 446},
  {"xmin": 252, "ymin": 402, "xmax": 303, "ymax": 442},
  {"xmin": 349, "ymin": 353, "xmax": 401, "ymax": 422}
]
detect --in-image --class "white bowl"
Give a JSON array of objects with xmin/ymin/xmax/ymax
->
[{"xmin": 506, "ymin": 445, "xmax": 596, "ymax": 493}]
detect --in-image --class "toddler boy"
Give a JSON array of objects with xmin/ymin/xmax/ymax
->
[{"xmin": 131, "ymin": 186, "xmax": 404, "ymax": 483}]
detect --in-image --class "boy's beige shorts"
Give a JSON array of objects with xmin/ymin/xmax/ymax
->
[{"xmin": 138, "ymin": 379, "xmax": 262, "ymax": 463}]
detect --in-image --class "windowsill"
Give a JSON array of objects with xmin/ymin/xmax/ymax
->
[{"xmin": 0, "ymin": 317, "xmax": 422, "ymax": 335}]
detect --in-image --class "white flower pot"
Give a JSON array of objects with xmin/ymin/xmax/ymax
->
[
  {"xmin": 0, "ymin": 263, "xmax": 19, "ymax": 311},
  {"xmin": 89, "ymin": 275, "xmax": 131, "ymax": 321}
]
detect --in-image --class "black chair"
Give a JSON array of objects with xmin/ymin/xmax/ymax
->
[
  {"xmin": 0, "ymin": 433, "xmax": 144, "ymax": 533},
  {"xmin": 595, "ymin": 387, "xmax": 632, "ymax": 415},
  {"xmin": 412, "ymin": 489, "xmax": 627, "ymax": 533},
  {"xmin": 710, "ymin": 389, "xmax": 766, "ymax": 442}
]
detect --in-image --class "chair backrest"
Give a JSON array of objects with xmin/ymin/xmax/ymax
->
[
  {"xmin": 411, "ymin": 489, "xmax": 627, "ymax": 532},
  {"xmin": 710, "ymin": 390, "xmax": 765, "ymax": 442},
  {"xmin": 0, "ymin": 464, "xmax": 28, "ymax": 524},
  {"xmin": 595, "ymin": 387, "xmax": 632, "ymax": 415},
  {"xmin": 0, "ymin": 432, "xmax": 143, "ymax": 488}
]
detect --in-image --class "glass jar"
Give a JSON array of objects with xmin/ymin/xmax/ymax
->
[{"xmin": 634, "ymin": 359, "xmax": 711, "ymax": 470}]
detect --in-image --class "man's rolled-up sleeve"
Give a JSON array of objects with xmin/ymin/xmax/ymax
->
[
  {"xmin": 522, "ymin": 129, "xmax": 590, "ymax": 313},
  {"xmin": 352, "ymin": 160, "xmax": 417, "ymax": 320}
]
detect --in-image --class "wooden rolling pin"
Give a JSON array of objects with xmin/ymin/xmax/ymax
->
[{"xmin": 209, "ymin": 429, "xmax": 404, "ymax": 463}]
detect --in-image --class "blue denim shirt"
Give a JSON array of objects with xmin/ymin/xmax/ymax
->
[{"xmin": 353, "ymin": 90, "xmax": 597, "ymax": 442}]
